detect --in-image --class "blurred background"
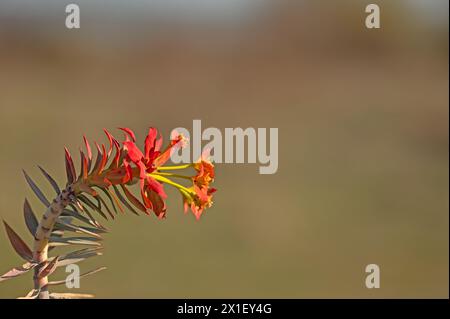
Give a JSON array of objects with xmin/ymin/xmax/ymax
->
[{"xmin": 0, "ymin": 0, "xmax": 448, "ymax": 298}]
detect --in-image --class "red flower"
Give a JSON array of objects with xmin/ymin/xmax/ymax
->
[
  {"xmin": 121, "ymin": 128, "xmax": 186, "ymax": 218},
  {"xmin": 74, "ymin": 127, "xmax": 215, "ymax": 220},
  {"xmin": 183, "ymin": 185, "xmax": 217, "ymax": 220},
  {"xmin": 193, "ymin": 154, "xmax": 215, "ymax": 188},
  {"xmin": 180, "ymin": 151, "xmax": 217, "ymax": 219}
]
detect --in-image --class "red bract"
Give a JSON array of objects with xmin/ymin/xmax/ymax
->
[
  {"xmin": 121, "ymin": 128, "xmax": 178, "ymax": 218},
  {"xmin": 66, "ymin": 127, "xmax": 216, "ymax": 220}
]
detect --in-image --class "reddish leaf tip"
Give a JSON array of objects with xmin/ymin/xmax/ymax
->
[{"xmin": 118, "ymin": 127, "xmax": 136, "ymax": 142}]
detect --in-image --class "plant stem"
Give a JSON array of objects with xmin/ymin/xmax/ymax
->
[{"xmin": 32, "ymin": 185, "xmax": 74, "ymax": 299}]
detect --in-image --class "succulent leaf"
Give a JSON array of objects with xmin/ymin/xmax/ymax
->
[
  {"xmin": 38, "ymin": 166, "xmax": 61, "ymax": 195},
  {"xmin": 0, "ymin": 263, "xmax": 36, "ymax": 282},
  {"xmin": 23, "ymin": 170, "xmax": 50, "ymax": 206},
  {"xmin": 23, "ymin": 199, "xmax": 38, "ymax": 236},
  {"xmin": 3, "ymin": 221, "xmax": 33, "ymax": 262}
]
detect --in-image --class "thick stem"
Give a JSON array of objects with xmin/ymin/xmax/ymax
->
[{"xmin": 32, "ymin": 185, "xmax": 74, "ymax": 299}]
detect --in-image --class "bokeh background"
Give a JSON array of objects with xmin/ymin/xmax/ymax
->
[{"xmin": 0, "ymin": 0, "xmax": 448, "ymax": 298}]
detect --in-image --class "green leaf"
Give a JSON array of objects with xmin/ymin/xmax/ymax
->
[
  {"xmin": 22, "ymin": 170, "xmax": 50, "ymax": 206},
  {"xmin": 3, "ymin": 221, "xmax": 33, "ymax": 262}
]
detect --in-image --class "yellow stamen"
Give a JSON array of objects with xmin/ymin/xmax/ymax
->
[
  {"xmin": 152, "ymin": 172, "xmax": 191, "ymax": 180},
  {"xmin": 149, "ymin": 173, "xmax": 195, "ymax": 195},
  {"xmin": 156, "ymin": 164, "xmax": 193, "ymax": 171}
]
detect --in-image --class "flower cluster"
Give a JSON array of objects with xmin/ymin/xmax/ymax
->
[{"xmin": 74, "ymin": 127, "xmax": 216, "ymax": 220}]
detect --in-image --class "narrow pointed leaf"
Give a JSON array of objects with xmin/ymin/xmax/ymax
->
[
  {"xmin": 97, "ymin": 187, "xmax": 117, "ymax": 214},
  {"xmin": 57, "ymin": 216, "xmax": 107, "ymax": 234},
  {"xmin": 23, "ymin": 170, "xmax": 50, "ymax": 206},
  {"xmin": 119, "ymin": 127, "xmax": 136, "ymax": 142},
  {"xmin": 109, "ymin": 187, "xmax": 125, "ymax": 214},
  {"xmin": 64, "ymin": 147, "xmax": 76, "ymax": 184},
  {"xmin": 79, "ymin": 150, "xmax": 87, "ymax": 180},
  {"xmin": 54, "ymin": 221, "xmax": 102, "ymax": 239},
  {"xmin": 91, "ymin": 143, "xmax": 103, "ymax": 174},
  {"xmin": 38, "ymin": 166, "xmax": 61, "ymax": 195},
  {"xmin": 17, "ymin": 289, "xmax": 40, "ymax": 299},
  {"xmin": 96, "ymin": 195, "xmax": 115, "ymax": 219},
  {"xmin": 55, "ymin": 247, "xmax": 103, "ymax": 267},
  {"xmin": 78, "ymin": 183, "xmax": 98, "ymax": 196},
  {"xmin": 82, "ymin": 154, "xmax": 89, "ymax": 180},
  {"xmin": 3, "ymin": 221, "xmax": 33, "ymax": 262},
  {"xmin": 49, "ymin": 236, "xmax": 102, "ymax": 247},
  {"xmin": 0, "ymin": 262, "xmax": 36, "ymax": 282},
  {"xmin": 23, "ymin": 199, "xmax": 38, "ymax": 236},
  {"xmin": 78, "ymin": 195, "xmax": 108, "ymax": 220},
  {"xmin": 97, "ymin": 144, "xmax": 108, "ymax": 174},
  {"xmin": 121, "ymin": 185, "xmax": 147, "ymax": 214},
  {"xmin": 103, "ymin": 128, "xmax": 114, "ymax": 157},
  {"xmin": 38, "ymin": 256, "xmax": 60, "ymax": 278},
  {"xmin": 113, "ymin": 185, "xmax": 139, "ymax": 215},
  {"xmin": 61, "ymin": 209, "xmax": 97, "ymax": 228},
  {"xmin": 49, "ymin": 292, "xmax": 94, "ymax": 299},
  {"xmin": 80, "ymin": 207, "xmax": 101, "ymax": 228},
  {"xmin": 48, "ymin": 267, "xmax": 106, "ymax": 286},
  {"xmin": 83, "ymin": 135, "xmax": 92, "ymax": 171},
  {"xmin": 51, "ymin": 229, "xmax": 64, "ymax": 237},
  {"xmin": 108, "ymin": 139, "xmax": 121, "ymax": 169},
  {"xmin": 71, "ymin": 198, "xmax": 102, "ymax": 228}
]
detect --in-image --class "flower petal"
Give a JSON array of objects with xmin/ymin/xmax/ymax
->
[
  {"xmin": 148, "ymin": 189, "xmax": 166, "ymax": 219},
  {"xmin": 119, "ymin": 127, "xmax": 136, "ymax": 142},
  {"xmin": 144, "ymin": 127, "xmax": 158, "ymax": 159},
  {"xmin": 145, "ymin": 176, "xmax": 167, "ymax": 198},
  {"xmin": 153, "ymin": 134, "xmax": 184, "ymax": 167},
  {"xmin": 123, "ymin": 141, "xmax": 144, "ymax": 163}
]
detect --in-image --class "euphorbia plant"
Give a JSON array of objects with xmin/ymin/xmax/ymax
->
[{"xmin": 0, "ymin": 127, "xmax": 216, "ymax": 299}]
